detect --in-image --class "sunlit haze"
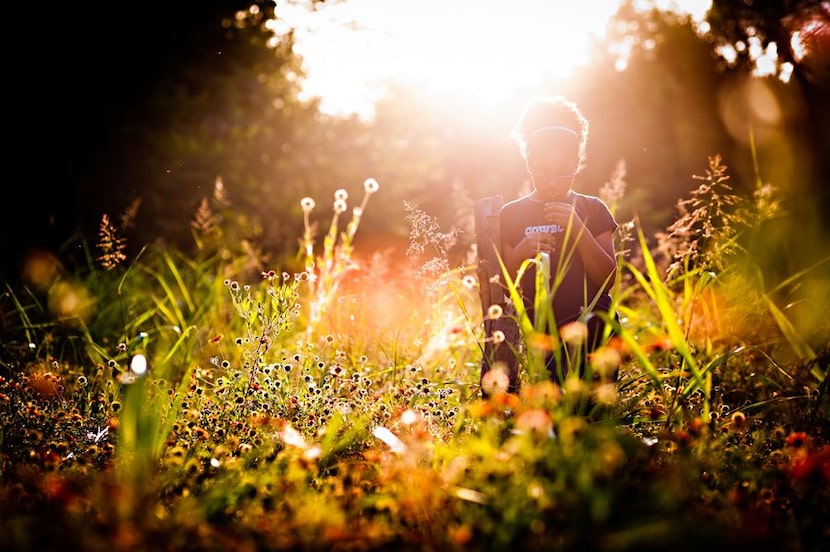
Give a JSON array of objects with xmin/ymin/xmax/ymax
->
[{"xmin": 271, "ymin": 0, "xmax": 711, "ymax": 119}]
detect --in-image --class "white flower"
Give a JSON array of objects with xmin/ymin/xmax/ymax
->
[
  {"xmin": 363, "ymin": 178, "xmax": 380, "ymax": 193},
  {"xmin": 300, "ymin": 197, "xmax": 316, "ymax": 212}
]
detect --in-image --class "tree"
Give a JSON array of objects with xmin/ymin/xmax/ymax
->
[{"xmin": 703, "ymin": 0, "xmax": 830, "ymax": 217}]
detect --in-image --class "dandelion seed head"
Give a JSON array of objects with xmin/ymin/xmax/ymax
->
[
  {"xmin": 462, "ymin": 275, "xmax": 477, "ymax": 289},
  {"xmin": 588, "ymin": 346, "xmax": 622, "ymax": 378},
  {"xmin": 364, "ymin": 178, "xmax": 379, "ymax": 193},
  {"xmin": 481, "ymin": 364, "xmax": 510, "ymax": 395},
  {"xmin": 301, "ymin": 197, "xmax": 316, "ymax": 212},
  {"xmin": 487, "ymin": 304, "xmax": 503, "ymax": 319},
  {"xmin": 560, "ymin": 321, "xmax": 588, "ymax": 346}
]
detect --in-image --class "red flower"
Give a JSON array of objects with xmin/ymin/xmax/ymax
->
[
  {"xmin": 790, "ymin": 445, "xmax": 830, "ymax": 482},
  {"xmin": 786, "ymin": 431, "xmax": 811, "ymax": 449}
]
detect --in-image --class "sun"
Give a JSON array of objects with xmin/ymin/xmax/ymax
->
[{"xmin": 272, "ymin": 0, "xmax": 626, "ymax": 119}]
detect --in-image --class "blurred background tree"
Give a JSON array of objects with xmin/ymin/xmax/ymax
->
[{"xmin": 4, "ymin": 0, "xmax": 827, "ymax": 278}]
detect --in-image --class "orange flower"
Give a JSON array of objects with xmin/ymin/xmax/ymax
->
[
  {"xmin": 526, "ymin": 332, "xmax": 555, "ymax": 352},
  {"xmin": 644, "ymin": 334, "xmax": 673, "ymax": 353},
  {"xmin": 515, "ymin": 408, "xmax": 553, "ymax": 437}
]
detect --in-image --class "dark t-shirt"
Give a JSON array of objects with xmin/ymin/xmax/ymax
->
[{"xmin": 500, "ymin": 190, "xmax": 618, "ymax": 324}]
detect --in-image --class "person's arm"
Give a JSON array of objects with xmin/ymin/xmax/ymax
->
[{"xmin": 574, "ymin": 228, "xmax": 617, "ymax": 293}]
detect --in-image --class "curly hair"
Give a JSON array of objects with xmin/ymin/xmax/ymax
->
[{"xmin": 511, "ymin": 95, "xmax": 589, "ymax": 168}]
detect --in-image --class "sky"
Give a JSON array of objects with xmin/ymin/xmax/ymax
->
[{"xmin": 271, "ymin": 0, "xmax": 712, "ymax": 119}]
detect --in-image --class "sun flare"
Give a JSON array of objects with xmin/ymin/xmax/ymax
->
[{"xmin": 273, "ymin": 0, "xmax": 627, "ymax": 119}]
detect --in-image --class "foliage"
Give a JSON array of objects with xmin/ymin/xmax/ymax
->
[{"xmin": 1, "ymin": 160, "xmax": 829, "ymax": 552}]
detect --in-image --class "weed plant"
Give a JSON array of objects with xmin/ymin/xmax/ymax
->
[{"xmin": 0, "ymin": 159, "xmax": 828, "ymax": 551}]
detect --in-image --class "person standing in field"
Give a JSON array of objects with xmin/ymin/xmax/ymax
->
[{"xmin": 491, "ymin": 95, "xmax": 619, "ymax": 389}]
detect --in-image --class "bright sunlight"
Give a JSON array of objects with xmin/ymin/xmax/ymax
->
[{"xmin": 271, "ymin": 0, "xmax": 712, "ymax": 119}]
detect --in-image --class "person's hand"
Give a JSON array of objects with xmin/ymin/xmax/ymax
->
[
  {"xmin": 522, "ymin": 232, "xmax": 556, "ymax": 257},
  {"xmin": 544, "ymin": 201, "xmax": 585, "ymax": 234}
]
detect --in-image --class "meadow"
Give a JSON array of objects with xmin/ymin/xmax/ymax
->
[{"xmin": 1, "ymin": 156, "xmax": 828, "ymax": 551}]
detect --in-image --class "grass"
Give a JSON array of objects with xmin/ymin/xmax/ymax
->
[{"xmin": 1, "ymin": 161, "xmax": 828, "ymax": 552}]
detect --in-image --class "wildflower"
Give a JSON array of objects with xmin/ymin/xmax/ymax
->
[
  {"xmin": 334, "ymin": 188, "xmax": 348, "ymax": 202},
  {"xmin": 481, "ymin": 366, "xmax": 510, "ymax": 396},
  {"xmin": 300, "ymin": 197, "xmax": 316, "ymax": 212},
  {"xmin": 515, "ymin": 408, "xmax": 553, "ymax": 437},
  {"xmin": 588, "ymin": 345, "xmax": 621, "ymax": 379},
  {"xmin": 687, "ymin": 418, "xmax": 705, "ymax": 437},
  {"xmin": 364, "ymin": 178, "xmax": 380, "ymax": 193},
  {"xmin": 789, "ymin": 445, "xmax": 830, "ymax": 483},
  {"xmin": 591, "ymin": 382, "xmax": 617, "ymax": 405},
  {"xmin": 560, "ymin": 321, "xmax": 588, "ymax": 346},
  {"xmin": 786, "ymin": 432, "xmax": 810, "ymax": 449},
  {"xmin": 209, "ymin": 334, "xmax": 223, "ymax": 344},
  {"xmin": 449, "ymin": 525, "xmax": 473, "ymax": 546},
  {"xmin": 334, "ymin": 199, "xmax": 347, "ymax": 214},
  {"xmin": 645, "ymin": 334, "xmax": 673, "ymax": 353},
  {"xmin": 193, "ymin": 427, "xmax": 208, "ymax": 440},
  {"xmin": 520, "ymin": 381, "xmax": 561, "ymax": 403},
  {"xmin": 462, "ymin": 274, "xmax": 477, "ymax": 289},
  {"xmin": 487, "ymin": 304, "xmax": 503, "ymax": 319},
  {"xmin": 673, "ymin": 429, "xmax": 692, "ymax": 447},
  {"xmin": 730, "ymin": 411, "xmax": 748, "ymax": 430},
  {"xmin": 526, "ymin": 331, "xmax": 554, "ymax": 352},
  {"xmin": 492, "ymin": 330, "xmax": 505, "ymax": 344},
  {"xmin": 96, "ymin": 213, "xmax": 127, "ymax": 270}
]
